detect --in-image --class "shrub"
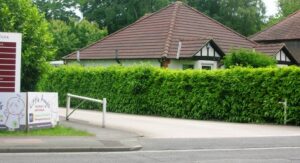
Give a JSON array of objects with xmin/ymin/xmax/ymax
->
[
  {"xmin": 37, "ymin": 65, "xmax": 300, "ymax": 125},
  {"xmin": 223, "ymin": 49, "xmax": 277, "ymax": 68}
]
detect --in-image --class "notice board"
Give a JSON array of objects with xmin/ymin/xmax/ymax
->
[
  {"xmin": 0, "ymin": 92, "xmax": 59, "ymax": 131},
  {"xmin": 0, "ymin": 32, "xmax": 22, "ymax": 92}
]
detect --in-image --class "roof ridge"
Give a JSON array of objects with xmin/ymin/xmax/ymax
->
[
  {"xmin": 63, "ymin": 3, "xmax": 175, "ymax": 59},
  {"xmin": 162, "ymin": 2, "xmax": 180, "ymax": 58},
  {"xmin": 179, "ymin": 3, "xmax": 258, "ymax": 47},
  {"xmin": 250, "ymin": 9, "xmax": 300, "ymax": 40}
]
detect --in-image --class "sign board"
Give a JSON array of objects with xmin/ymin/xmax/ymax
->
[
  {"xmin": 0, "ymin": 32, "xmax": 22, "ymax": 92},
  {"xmin": 27, "ymin": 92, "xmax": 59, "ymax": 129},
  {"xmin": 0, "ymin": 93, "xmax": 26, "ymax": 130},
  {"xmin": 0, "ymin": 92, "xmax": 58, "ymax": 131}
]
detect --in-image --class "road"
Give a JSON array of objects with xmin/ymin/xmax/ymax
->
[
  {"xmin": 60, "ymin": 108, "xmax": 300, "ymax": 138},
  {"xmin": 1, "ymin": 109, "xmax": 299, "ymax": 162},
  {"xmin": 1, "ymin": 136, "xmax": 300, "ymax": 163}
]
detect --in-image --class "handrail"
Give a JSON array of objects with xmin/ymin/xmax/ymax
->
[{"xmin": 66, "ymin": 93, "xmax": 107, "ymax": 128}]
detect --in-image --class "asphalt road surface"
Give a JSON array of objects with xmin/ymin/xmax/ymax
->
[
  {"xmin": 1, "ymin": 136, "xmax": 300, "ymax": 163},
  {"xmin": 59, "ymin": 108, "xmax": 300, "ymax": 138}
]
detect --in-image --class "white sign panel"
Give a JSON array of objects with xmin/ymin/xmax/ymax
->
[
  {"xmin": 27, "ymin": 92, "xmax": 59, "ymax": 129},
  {"xmin": 0, "ymin": 93, "xmax": 26, "ymax": 130},
  {"xmin": 0, "ymin": 32, "xmax": 22, "ymax": 92}
]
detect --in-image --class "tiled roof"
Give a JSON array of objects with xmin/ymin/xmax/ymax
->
[
  {"xmin": 64, "ymin": 2, "xmax": 258, "ymax": 60},
  {"xmin": 254, "ymin": 43, "xmax": 285, "ymax": 56},
  {"xmin": 254, "ymin": 43, "xmax": 297, "ymax": 64},
  {"xmin": 251, "ymin": 10, "xmax": 300, "ymax": 41}
]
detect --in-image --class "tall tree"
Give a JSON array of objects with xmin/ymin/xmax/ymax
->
[
  {"xmin": 33, "ymin": 0, "xmax": 79, "ymax": 21},
  {"xmin": 79, "ymin": 0, "xmax": 170, "ymax": 33},
  {"xmin": 49, "ymin": 19, "xmax": 107, "ymax": 59},
  {"xmin": 0, "ymin": 0, "xmax": 55, "ymax": 91},
  {"xmin": 263, "ymin": 0, "xmax": 300, "ymax": 29},
  {"xmin": 187, "ymin": 0, "xmax": 266, "ymax": 36},
  {"xmin": 278, "ymin": 0, "xmax": 300, "ymax": 17},
  {"xmin": 80, "ymin": 0, "xmax": 265, "ymax": 36}
]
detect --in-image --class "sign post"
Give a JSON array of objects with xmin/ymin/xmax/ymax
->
[{"xmin": 0, "ymin": 32, "xmax": 22, "ymax": 92}]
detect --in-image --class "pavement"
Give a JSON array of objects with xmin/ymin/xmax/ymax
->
[
  {"xmin": 1, "ymin": 107, "xmax": 300, "ymax": 153},
  {"xmin": 60, "ymin": 108, "xmax": 300, "ymax": 138},
  {"xmin": 0, "ymin": 118, "xmax": 142, "ymax": 153}
]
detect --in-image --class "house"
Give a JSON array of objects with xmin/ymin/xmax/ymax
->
[
  {"xmin": 251, "ymin": 10, "xmax": 300, "ymax": 64},
  {"xmin": 63, "ymin": 1, "xmax": 297, "ymax": 70}
]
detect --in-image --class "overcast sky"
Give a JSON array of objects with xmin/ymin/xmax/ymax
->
[{"xmin": 263, "ymin": 0, "xmax": 279, "ymax": 16}]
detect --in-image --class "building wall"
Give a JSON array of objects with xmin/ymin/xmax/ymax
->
[
  {"xmin": 67, "ymin": 59, "xmax": 219, "ymax": 70},
  {"xmin": 168, "ymin": 59, "xmax": 218, "ymax": 70},
  {"xmin": 67, "ymin": 59, "xmax": 161, "ymax": 67}
]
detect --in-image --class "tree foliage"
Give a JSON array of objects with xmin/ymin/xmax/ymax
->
[
  {"xmin": 223, "ymin": 49, "xmax": 277, "ymax": 68},
  {"xmin": 0, "ymin": 0, "xmax": 55, "ymax": 91},
  {"xmin": 49, "ymin": 19, "xmax": 107, "ymax": 59},
  {"xmin": 79, "ymin": 0, "xmax": 170, "ymax": 33},
  {"xmin": 79, "ymin": 0, "xmax": 266, "ymax": 36},
  {"xmin": 33, "ymin": 0, "xmax": 267, "ymax": 36},
  {"xmin": 33, "ymin": 0, "xmax": 80, "ymax": 22},
  {"xmin": 263, "ymin": 0, "xmax": 300, "ymax": 29},
  {"xmin": 278, "ymin": 0, "xmax": 300, "ymax": 17},
  {"xmin": 187, "ymin": 0, "xmax": 266, "ymax": 36}
]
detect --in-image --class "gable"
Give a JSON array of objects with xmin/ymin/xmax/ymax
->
[
  {"xmin": 194, "ymin": 43, "xmax": 221, "ymax": 58},
  {"xmin": 276, "ymin": 50, "xmax": 291, "ymax": 62}
]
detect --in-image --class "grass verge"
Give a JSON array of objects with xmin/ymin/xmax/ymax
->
[{"xmin": 0, "ymin": 125, "xmax": 93, "ymax": 137}]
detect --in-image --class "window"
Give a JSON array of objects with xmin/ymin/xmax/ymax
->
[
  {"xmin": 183, "ymin": 64, "xmax": 194, "ymax": 70},
  {"xmin": 202, "ymin": 65, "xmax": 212, "ymax": 70},
  {"xmin": 201, "ymin": 63, "xmax": 214, "ymax": 70}
]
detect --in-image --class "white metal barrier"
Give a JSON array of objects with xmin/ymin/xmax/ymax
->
[
  {"xmin": 66, "ymin": 93, "xmax": 107, "ymax": 128},
  {"xmin": 279, "ymin": 98, "xmax": 287, "ymax": 125}
]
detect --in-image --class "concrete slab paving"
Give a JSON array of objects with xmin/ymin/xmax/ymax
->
[
  {"xmin": 0, "ymin": 118, "xmax": 142, "ymax": 153},
  {"xmin": 59, "ymin": 108, "xmax": 300, "ymax": 138}
]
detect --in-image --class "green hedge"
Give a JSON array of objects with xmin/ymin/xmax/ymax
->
[
  {"xmin": 223, "ymin": 49, "xmax": 277, "ymax": 68},
  {"xmin": 37, "ymin": 65, "xmax": 300, "ymax": 125}
]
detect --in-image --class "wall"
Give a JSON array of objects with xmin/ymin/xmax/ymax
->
[
  {"xmin": 67, "ymin": 59, "xmax": 161, "ymax": 67},
  {"xmin": 168, "ymin": 59, "xmax": 218, "ymax": 70}
]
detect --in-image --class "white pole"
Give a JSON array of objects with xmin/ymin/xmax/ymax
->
[
  {"xmin": 25, "ymin": 92, "xmax": 29, "ymax": 132},
  {"xmin": 102, "ymin": 98, "xmax": 107, "ymax": 128},
  {"xmin": 66, "ymin": 95, "xmax": 71, "ymax": 120},
  {"xmin": 284, "ymin": 98, "xmax": 287, "ymax": 125}
]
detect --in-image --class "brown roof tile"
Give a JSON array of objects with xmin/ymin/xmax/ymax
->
[
  {"xmin": 251, "ymin": 10, "xmax": 300, "ymax": 41},
  {"xmin": 254, "ymin": 43, "xmax": 285, "ymax": 56}
]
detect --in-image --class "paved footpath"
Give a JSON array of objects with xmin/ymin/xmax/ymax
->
[
  {"xmin": 60, "ymin": 108, "xmax": 300, "ymax": 138},
  {"xmin": 0, "ymin": 118, "xmax": 142, "ymax": 153}
]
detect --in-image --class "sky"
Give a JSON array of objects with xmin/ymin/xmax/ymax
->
[{"xmin": 263, "ymin": 0, "xmax": 279, "ymax": 16}]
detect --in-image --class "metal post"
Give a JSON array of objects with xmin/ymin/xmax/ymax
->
[
  {"xmin": 66, "ymin": 95, "xmax": 71, "ymax": 120},
  {"xmin": 284, "ymin": 98, "xmax": 287, "ymax": 125},
  {"xmin": 25, "ymin": 92, "xmax": 29, "ymax": 133},
  {"xmin": 102, "ymin": 98, "xmax": 107, "ymax": 128}
]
